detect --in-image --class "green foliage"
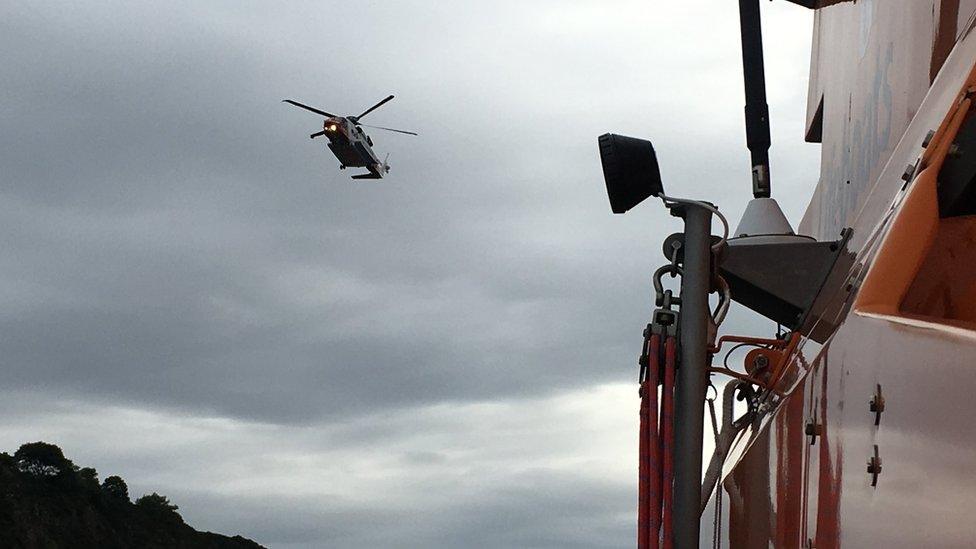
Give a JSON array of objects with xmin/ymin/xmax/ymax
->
[
  {"xmin": 14, "ymin": 442, "xmax": 75, "ymax": 477},
  {"xmin": 78, "ymin": 467, "xmax": 98, "ymax": 481},
  {"xmin": 77, "ymin": 467, "xmax": 99, "ymax": 490},
  {"xmin": 101, "ymin": 475, "xmax": 129, "ymax": 502},
  {"xmin": 0, "ymin": 441, "xmax": 264, "ymax": 548},
  {"xmin": 135, "ymin": 492, "xmax": 179, "ymax": 514}
]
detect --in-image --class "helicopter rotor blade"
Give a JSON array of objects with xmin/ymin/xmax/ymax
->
[
  {"xmin": 355, "ymin": 95, "xmax": 395, "ymax": 121},
  {"xmin": 360, "ymin": 124, "xmax": 418, "ymax": 136},
  {"xmin": 282, "ymin": 99, "xmax": 337, "ymax": 118}
]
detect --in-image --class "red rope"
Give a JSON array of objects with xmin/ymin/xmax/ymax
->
[
  {"xmin": 661, "ymin": 335, "xmax": 677, "ymax": 549},
  {"xmin": 638, "ymin": 334, "xmax": 661, "ymax": 549},
  {"xmin": 638, "ymin": 333, "xmax": 678, "ymax": 548}
]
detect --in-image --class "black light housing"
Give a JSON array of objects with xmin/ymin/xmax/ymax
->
[{"xmin": 598, "ymin": 133, "xmax": 663, "ymax": 214}]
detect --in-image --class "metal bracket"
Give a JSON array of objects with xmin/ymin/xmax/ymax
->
[
  {"xmin": 638, "ymin": 327, "xmax": 652, "ymax": 386},
  {"xmin": 867, "ymin": 445, "xmax": 882, "ymax": 487},
  {"xmin": 732, "ymin": 384, "xmax": 759, "ymax": 429},
  {"xmin": 805, "ymin": 421, "xmax": 822, "ymax": 445},
  {"xmin": 718, "ymin": 228, "xmax": 854, "ymax": 342},
  {"xmin": 638, "ymin": 308, "xmax": 680, "ymax": 384},
  {"xmin": 650, "ymin": 308, "xmax": 679, "ymax": 337},
  {"xmin": 870, "ymin": 384, "xmax": 885, "ymax": 426}
]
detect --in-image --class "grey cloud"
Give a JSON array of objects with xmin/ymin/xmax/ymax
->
[
  {"xmin": 0, "ymin": 385, "xmax": 643, "ymax": 548},
  {"xmin": 2, "ymin": 1, "xmax": 817, "ymax": 547},
  {"xmin": 176, "ymin": 473, "xmax": 632, "ymax": 549},
  {"xmin": 0, "ymin": 0, "xmax": 808, "ymax": 424}
]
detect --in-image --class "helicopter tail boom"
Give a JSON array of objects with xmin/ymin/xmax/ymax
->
[{"xmin": 351, "ymin": 157, "xmax": 390, "ymax": 180}]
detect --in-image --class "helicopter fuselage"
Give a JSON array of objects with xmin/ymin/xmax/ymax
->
[
  {"xmin": 284, "ymin": 95, "xmax": 414, "ymax": 180},
  {"xmin": 319, "ymin": 117, "xmax": 387, "ymax": 178}
]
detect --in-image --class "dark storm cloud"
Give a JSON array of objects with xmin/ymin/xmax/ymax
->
[
  {"xmin": 1, "ymin": 1, "xmax": 817, "ymax": 547},
  {"xmin": 0, "ymin": 0, "xmax": 800, "ymax": 423}
]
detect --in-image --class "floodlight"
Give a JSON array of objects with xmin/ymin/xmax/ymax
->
[{"xmin": 598, "ymin": 133, "xmax": 664, "ymax": 214}]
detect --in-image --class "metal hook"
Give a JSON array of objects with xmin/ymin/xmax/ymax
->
[
  {"xmin": 731, "ymin": 382, "xmax": 758, "ymax": 429},
  {"xmin": 711, "ymin": 275, "xmax": 731, "ymax": 326},
  {"xmin": 706, "ymin": 382, "xmax": 718, "ymax": 401},
  {"xmin": 653, "ymin": 264, "xmax": 684, "ymax": 306},
  {"xmin": 670, "ymin": 241, "xmax": 682, "ymax": 269}
]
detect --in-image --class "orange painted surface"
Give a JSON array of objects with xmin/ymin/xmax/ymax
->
[
  {"xmin": 774, "ymin": 390, "xmax": 805, "ymax": 548},
  {"xmin": 812, "ymin": 355, "xmax": 840, "ymax": 549},
  {"xmin": 856, "ymin": 88, "xmax": 972, "ymax": 315},
  {"xmin": 717, "ymin": 1, "xmax": 976, "ymax": 547},
  {"xmin": 901, "ymin": 214, "xmax": 976, "ymax": 325},
  {"xmin": 853, "ymin": 163, "xmax": 941, "ymax": 315}
]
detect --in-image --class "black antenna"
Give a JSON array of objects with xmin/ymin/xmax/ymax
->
[{"xmin": 738, "ymin": 0, "xmax": 772, "ymax": 198}]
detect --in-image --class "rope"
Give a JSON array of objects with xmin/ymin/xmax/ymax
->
[
  {"xmin": 636, "ymin": 332, "xmax": 677, "ymax": 549},
  {"xmin": 706, "ymin": 390, "xmax": 722, "ymax": 548},
  {"xmin": 707, "ymin": 395, "xmax": 720, "ymax": 443},
  {"xmin": 713, "ymin": 478, "xmax": 723, "ymax": 549},
  {"xmin": 661, "ymin": 335, "xmax": 677, "ymax": 549},
  {"xmin": 700, "ymin": 382, "xmax": 752, "ymax": 512},
  {"xmin": 638, "ymin": 334, "xmax": 661, "ymax": 549}
]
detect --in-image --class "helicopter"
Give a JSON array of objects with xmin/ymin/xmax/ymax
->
[{"xmin": 283, "ymin": 95, "xmax": 417, "ymax": 179}]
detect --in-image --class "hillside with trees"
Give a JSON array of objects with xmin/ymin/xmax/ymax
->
[{"xmin": 0, "ymin": 442, "xmax": 264, "ymax": 548}]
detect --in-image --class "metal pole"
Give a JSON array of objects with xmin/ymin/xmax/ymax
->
[
  {"xmin": 738, "ymin": 0, "xmax": 772, "ymax": 198},
  {"xmin": 672, "ymin": 204, "xmax": 712, "ymax": 548}
]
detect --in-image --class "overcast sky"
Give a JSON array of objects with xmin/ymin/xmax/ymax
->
[{"xmin": 0, "ymin": 1, "xmax": 817, "ymax": 547}]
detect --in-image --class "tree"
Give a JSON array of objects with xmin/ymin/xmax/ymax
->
[
  {"xmin": 77, "ymin": 467, "xmax": 99, "ymax": 490},
  {"xmin": 101, "ymin": 475, "xmax": 129, "ymax": 502},
  {"xmin": 135, "ymin": 493, "xmax": 179, "ymax": 514},
  {"xmin": 13, "ymin": 442, "xmax": 74, "ymax": 477}
]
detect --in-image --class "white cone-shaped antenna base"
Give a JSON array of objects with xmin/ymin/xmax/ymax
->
[{"xmin": 731, "ymin": 198, "xmax": 814, "ymax": 245}]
